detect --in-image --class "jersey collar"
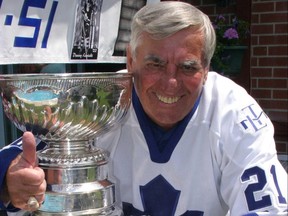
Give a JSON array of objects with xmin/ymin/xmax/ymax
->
[{"xmin": 132, "ymin": 87, "xmax": 202, "ymax": 163}]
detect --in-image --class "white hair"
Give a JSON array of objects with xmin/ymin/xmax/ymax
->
[{"xmin": 129, "ymin": 1, "xmax": 216, "ymax": 67}]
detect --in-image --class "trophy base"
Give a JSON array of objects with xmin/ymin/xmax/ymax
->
[
  {"xmin": 32, "ymin": 205, "xmax": 123, "ymax": 216},
  {"xmin": 33, "ymin": 148, "xmax": 122, "ymax": 216}
]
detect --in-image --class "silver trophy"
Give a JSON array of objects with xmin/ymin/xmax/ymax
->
[{"xmin": 0, "ymin": 72, "xmax": 132, "ymax": 215}]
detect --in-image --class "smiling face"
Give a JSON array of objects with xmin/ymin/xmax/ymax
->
[{"xmin": 127, "ymin": 27, "xmax": 209, "ymax": 130}]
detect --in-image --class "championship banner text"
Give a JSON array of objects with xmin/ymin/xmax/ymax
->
[{"xmin": 0, "ymin": 0, "xmax": 159, "ymax": 64}]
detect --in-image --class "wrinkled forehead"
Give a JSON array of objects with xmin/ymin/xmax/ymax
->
[{"xmin": 134, "ymin": 28, "xmax": 206, "ymax": 59}]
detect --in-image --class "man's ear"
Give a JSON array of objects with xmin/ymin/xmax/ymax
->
[
  {"xmin": 203, "ymin": 68, "xmax": 209, "ymax": 85},
  {"xmin": 126, "ymin": 45, "xmax": 133, "ymax": 73}
]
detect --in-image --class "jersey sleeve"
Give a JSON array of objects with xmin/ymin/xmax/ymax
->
[
  {"xmin": 0, "ymin": 137, "xmax": 23, "ymax": 207},
  {"xmin": 219, "ymin": 102, "xmax": 288, "ymax": 215}
]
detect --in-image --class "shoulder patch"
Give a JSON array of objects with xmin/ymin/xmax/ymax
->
[{"xmin": 239, "ymin": 104, "xmax": 268, "ymax": 133}]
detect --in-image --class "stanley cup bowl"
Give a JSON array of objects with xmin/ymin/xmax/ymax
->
[{"xmin": 0, "ymin": 72, "xmax": 132, "ymax": 216}]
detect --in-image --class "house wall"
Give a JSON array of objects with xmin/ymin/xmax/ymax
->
[
  {"xmin": 250, "ymin": 0, "xmax": 287, "ymax": 154},
  {"xmin": 173, "ymin": 0, "xmax": 287, "ymax": 154}
]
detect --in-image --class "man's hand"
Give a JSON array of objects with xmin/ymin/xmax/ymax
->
[{"xmin": 6, "ymin": 132, "xmax": 46, "ymax": 211}]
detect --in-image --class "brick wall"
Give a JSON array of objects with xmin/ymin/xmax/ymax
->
[
  {"xmin": 173, "ymin": 0, "xmax": 288, "ymax": 154},
  {"xmin": 250, "ymin": 0, "xmax": 288, "ymax": 154}
]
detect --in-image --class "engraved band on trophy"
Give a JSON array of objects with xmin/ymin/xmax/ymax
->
[{"xmin": 0, "ymin": 72, "xmax": 132, "ymax": 216}]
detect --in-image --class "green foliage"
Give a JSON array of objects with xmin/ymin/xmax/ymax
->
[{"xmin": 211, "ymin": 15, "xmax": 250, "ymax": 74}]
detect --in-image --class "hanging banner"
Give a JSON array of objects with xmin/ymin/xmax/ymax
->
[{"xmin": 0, "ymin": 0, "xmax": 159, "ymax": 64}]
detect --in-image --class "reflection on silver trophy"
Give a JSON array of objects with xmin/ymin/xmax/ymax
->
[{"xmin": 0, "ymin": 72, "xmax": 132, "ymax": 215}]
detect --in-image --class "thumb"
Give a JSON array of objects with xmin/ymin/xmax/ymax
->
[{"xmin": 22, "ymin": 131, "xmax": 37, "ymax": 167}]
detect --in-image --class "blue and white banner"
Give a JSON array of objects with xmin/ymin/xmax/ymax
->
[{"xmin": 0, "ymin": 0, "xmax": 159, "ymax": 64}]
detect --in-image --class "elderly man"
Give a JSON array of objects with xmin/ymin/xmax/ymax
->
[{"xmin": 0, "ymin": 1, "xmax": 287, "ymax": 215}]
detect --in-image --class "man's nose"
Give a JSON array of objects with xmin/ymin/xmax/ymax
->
[{"xmin": 164, "ymin": 65, "xmax": 179, "ymax": 89}]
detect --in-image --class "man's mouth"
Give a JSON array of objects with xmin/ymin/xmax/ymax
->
[{"xmin": 156, "ymin": 94, "xmax": 180, "ymax": 104}]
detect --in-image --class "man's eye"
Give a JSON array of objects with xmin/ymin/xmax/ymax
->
[
  {"xmin": 179, "ymin": 64, "xmax": 198, "ymax": 75},
  {"xmin": 182, "ymin": 64, "xmax": 194, "ymax": 70},
  {"xmin": 146, "ymin": 62, "xmax": 164, "ymax": 70}
]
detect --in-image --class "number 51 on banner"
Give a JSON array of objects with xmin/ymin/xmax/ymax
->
[{"xmin": 1, "ymin": 0, "xmax": 58, "ymax": 49}]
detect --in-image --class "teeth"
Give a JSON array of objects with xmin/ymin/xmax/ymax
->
[{"xmin": 157, "ymin": 94, "xmax": 180, "ymax": 104}]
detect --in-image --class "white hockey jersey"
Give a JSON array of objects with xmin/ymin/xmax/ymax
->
[{"xmin": 97, "ymin": 72, "xmax": 288, "ymax": 216}]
